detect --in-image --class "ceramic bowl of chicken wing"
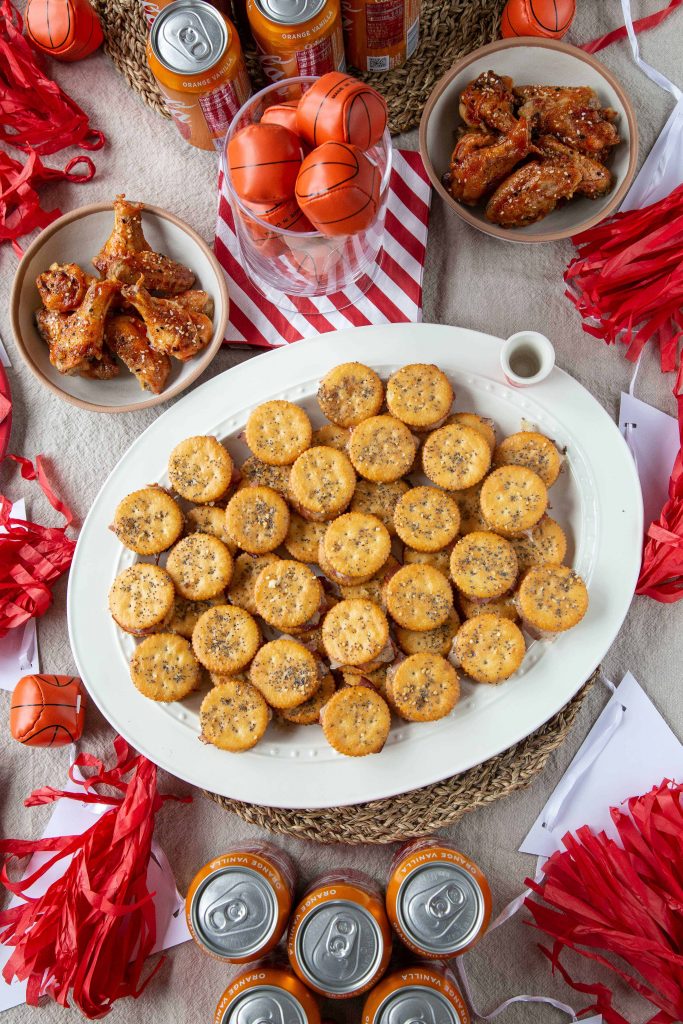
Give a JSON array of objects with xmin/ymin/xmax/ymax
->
[
  {"xmin": 10, "ymin": 195, "xmax": 229, "ymax": 412},
  {"xmin": 419, "ymin": 38, "xmax": 638, "ymax": 242}
]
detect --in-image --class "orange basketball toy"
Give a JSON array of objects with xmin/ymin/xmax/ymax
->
[
  {"xmin": 261, "ymin": 100, "xmax": 301, "ymax": 136},
  {"xmin": 227, "ymin": 123, "xmax": 303, "ymax": 204},
  {"xmin": 25, "ymin": 0, "xmax": 104, "ymax": 61},
  {"xmin": 295, "ymin": 141, "xmax": 381, "ymax": 237},
  {"xmin": 501, "ymin": 0, "xmax": 576, "ymax": 39},
  {"xmin": 10, "ymin": 674, "xmax": 86, "ymax": 747},
  {"xmin": 296, "ymin": 72, "xmax": 388, "ymax": 150}
]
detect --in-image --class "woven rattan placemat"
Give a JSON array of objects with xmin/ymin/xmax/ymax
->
[
  {"xmin": 93, "ymin": 0, "xmax": 505, "ymax": 133},
  {"xmin": 205, "ymin": 672, "xmax": 596, "ymax": 845}
]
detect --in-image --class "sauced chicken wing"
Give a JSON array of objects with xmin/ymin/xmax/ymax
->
[
  {"xmin": 106, "ymin": 251, "xmax": 196, "ymax": 295},
  {"xmin": 36, "ymin": 263, "xmax": 92, "ymax": 312},
  {"xmin": 120, "ymin": 280, "xmax": 213, "ymax": 362},
  {"xmin": 447, "ymin": 119, "xmax": 532, "ymax": 205},
  {"xmin": 485, "ymin": 160, "xmax": 582, "ymax": 227},
  {"xmin": 35, "ymin": 279, "xmax": 119, "ymax": 373},
  {"xmin": 536, "ymin": 135, "xmax": 613, "ymax": 198},
  {"xmin": 459, "ymin": 71, "xmax": 517, "ymax": 133},
  {"xmin": 173, "ymin": 290, "xmax": 214, "ymax": 316},
  {"xmin": 77, "ymin": 347, "xmax": 121, "ymax": 380},
  {"xmin": 514, "ymin": 85, "xmax": 620, "ymax": 156},
  {"xmin": 105, "ymin": 314, "xmax": 171, "ymax": 394},
  {"xmin": 93, "ymin": 194, "xmax": 151, "ymax": 275}
]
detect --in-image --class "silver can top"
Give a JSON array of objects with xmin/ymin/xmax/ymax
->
[
  {"xmin": 396, "ymin": 864, "xmax": 486, "ymax": 955},
  {"xmin": 252, "ymin": 0, "xmax": 326, "ymax": 25},
  {"xmin": 295, "ymin": 900, "xmax": 384, "ymax": 995},
  {"xmin": 190, "ymin": 866, "xmax": 278, "ymax": 959},
  {"xmin": 221, "ymin": 986, "xmax": 308, "ymax": 1024},
  {"xmin": 375, "ymin": 987, "xmax": 464, "ymax": 1024},
  {"xmin": 150, "ymin": 0, "xmax": 227, "ymax": 74}
]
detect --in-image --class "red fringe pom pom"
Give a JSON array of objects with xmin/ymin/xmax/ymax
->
[
  {"xmin": 0, "ymin": 737, "xmax": 190, "ymax": 1019},
  {"xmin": 525, "ymin": 779, "xmax": 683, "ymax": 1024},
  {"xmin": 565, "ymin": 183, "xmax": 683, "ymax": 373}
]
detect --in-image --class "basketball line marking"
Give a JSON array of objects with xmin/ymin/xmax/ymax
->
[
  {"xmin": 306, "ymin": 188, "xmax": 376, "ymax": 224},
  {"xmin": 232, "ymin": 158, "xmax": 303, "ymax": 170},
  {"xmin": 15, "ymin": 723, "xmax": 76, "ymax": 743},
  {"xmin": 346, "ymin": 94, "xmax": 372, "ymax": 150},
  {"xmin": 312, "ymin": 78, "xmax": 344, "ymax": 145},
  {"xmin": 12, "ymin": 701, "xmax": 81, "ymax": 709},
  {"xmin": 296, "ymin": 155, "xmax": 361, "ymax": 198}
]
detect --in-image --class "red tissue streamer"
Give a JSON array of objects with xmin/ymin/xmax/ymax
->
[
  {"xmin": 0, "ymin": 0, "xmax": 104, "ymax": 252},
  {"xmin": 636, "ymin": 360, "xmax": 683, "ymax": 600},
  {"xmin": 525, "ymin": 780, "xmax": 683, "ymax": 1024},
  {"xmin": 565, "ymin": 183, "xmax": 683, "ymax": 374},
  {"xmin": 0, "ymin": 737, "xmax": 190, "ymax": 1019},
  {"xmin": 0, "ymin": 455, "xmax": 76, "ymax": 636}
]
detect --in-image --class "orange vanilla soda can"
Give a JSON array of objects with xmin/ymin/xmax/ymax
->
[
  {"xmin": 385, "ymin": 836, "xmax": 492, "ymax": 959},
  {"xmin": 246, "ymin": 0, "xmax": 346, "ymax": 82},
  {"xmin": 362, "ymin": 962, "xmax": 471, "ymax": 1024},
  {"xmin": 341, "ymin": 0, "xmax": 420, "ymax": 72},
  {"xmin": 147, "ymin": 0, "xmax": 252, "ymax": 151},
  {"xmin": 214, "ymin": 961, "xmax": 322, "ymax": 1024},
  {"xmin": 287, "ymin": 869, "xmax": 392, "ymax": 999},
  {"xmin": 186, "ymin": 843, "xmax": 296, "ymax": 963}
]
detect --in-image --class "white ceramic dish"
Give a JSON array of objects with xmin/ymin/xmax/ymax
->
[
  {"xmin": 419, "ymin": 39, "xmax": 638, "ymax": 243},
  {"xmin": 67, "ymin": 324, "xmax": 643, "ymax": 808},
  {"xmin": 10, "ymin": 202, "xmax": 229, "ymax": 414}
]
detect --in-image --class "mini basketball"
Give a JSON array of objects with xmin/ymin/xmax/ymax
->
[
  {"xmin": 295, "ymin": 141, "xmax": 381, "ymax": 237},
  {"xmin": 10, "ymin": 674, "xmax": 86, "ymax": 747},
  {"xmin": 25, "ymin": 0, "xmax": 104, "ymax": 61},
  {"xmin": 501, "ymin": 0, "xmax": 576, "ymax": 39},
  {"xmin": 296, "ymin": 72, "xmax": 388, "ymax": 150},
  {"xmin": 261, "ymin": 100, "xmax": 301, "ymax": 136},
  {"xmin": 243, "ymin": 197, "xmax": 313, "ymax": 240},
  {"xmin": 227, "ymin": 123, "xmax": 303, "ymax": 204}
]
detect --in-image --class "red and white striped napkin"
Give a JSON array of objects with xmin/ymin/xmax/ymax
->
[{"xmin": 214, "ymin": 148, "xmax": 431, "ymax": 347}]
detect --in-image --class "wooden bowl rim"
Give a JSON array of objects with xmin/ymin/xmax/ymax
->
[
  {"xmin": 418, "ymin": 37, "xmax": 640, "ymax": 244},
  {"xmin": 10, "ymin": 201, "xmax": 230, "ymax": 414}
]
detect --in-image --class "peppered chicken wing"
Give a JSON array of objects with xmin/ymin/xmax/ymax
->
[
  {"xmin": 107, "ymin": 251, "xmax": 196, "ymax": 295},
  {"xmin": 514, "ymin": 85, "xmax": 620, "ymax": 156},
  {"xmin": 35, "ymin": 279, "xmax": 120, "ymax": 373},
  {"xmin": 537, "ymin": 135, "xmax": 613, "ymax": 198},
  {"xmin": 485, "ymin": 160, "xmax": 583, "ymax": 227},
  {"xmin": 105, "ymin": 314, "xmax": 171, "ymax": 394},
  {"xmin": 447, "ymin": 119, "xmax": 532, "ymax": 205},
  {"xmin": 36, "ymin": 263, "xmax": 93, "ymax": 312},
  {"xmin": 173, "ymin": 290, "xmax": 214, "ymax": 316},
  {"xmin": 459, "ymin": 71, "xmax": 517, "ymax": 133},
  {"xmin": 93, "ymin": 194, "xmax": 151, "ymax": 275},
  {"xmin": 120, "ymin": 280, "xmax": 213, "ymax": 362}
]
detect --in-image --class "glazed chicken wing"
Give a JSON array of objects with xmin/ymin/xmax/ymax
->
[
  {"xmin": 105, "ymin": 314, "xmax": 171, "ymax": 394},
  {"xmin": 485, "ymin": 160, "xmax": 582, "ymax": 227},
  {"xmin": 36, "ymin": 263, "xmax": 93, "ymax": 312},
  {"xmin": 107, "ymin": 251, "xmax": 196, "ymax": 295},
  {"xmin": 537, "ymin": 135, "xmax": 613, "ymax": 198},
  {"xmin": 120, "ymin": 280, "xmax": 213, "ymax": 362},
  {"xmin": 93, "ymin": 194, "xmax": 151, "ymax": 275},
  {"xmin": 78, "ymin": 347, "xmax": 120, "ymax": 380},
  {"xmin": 514, "ymin": 85, "xmax": 620, "ymax": 156},
  {"xmin": 35, "ymin": 279, "xmax": 119, "ymax": 373},
  {"xmin": 447, "ymin": 118, "xmax": 532, "ymax": 205},
  {"xmin": 459, "ymin": 71, "xmax": 517, "ymax": 133},
  {"xmin": 173, "ymin": 290, "xmax": 214, "ymax": 316}
]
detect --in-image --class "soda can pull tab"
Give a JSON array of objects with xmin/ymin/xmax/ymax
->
[
  {"xmin": 407, "ymin": 881, "xmax": 467, "ymax": 939},
  {"xmin": 164, "ymin": 12, "xmax": 212, "ymax": 63},
  {"xmin": 311, "ymin": 914, "xmax": 360, "ymax": 978}
]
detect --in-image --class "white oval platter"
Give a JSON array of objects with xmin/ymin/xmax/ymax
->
[{"xmin": 67, "ymin": 323, "xmax": 643, "ymax": 808}]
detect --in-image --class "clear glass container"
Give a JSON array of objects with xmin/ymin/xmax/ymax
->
[{"xmin": 223, "ymin": 76, "xmax": 392, "ymax": 304}]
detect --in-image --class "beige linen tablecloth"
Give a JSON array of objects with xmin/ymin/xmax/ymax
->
[{"xmin": 1, "ymin": 4, "xmax": 682, "ymax": 1021}]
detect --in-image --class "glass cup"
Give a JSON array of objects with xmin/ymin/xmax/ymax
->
[{"xmin": 223, "ymin": 76, "xmax": 392, "ymax": 304}]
